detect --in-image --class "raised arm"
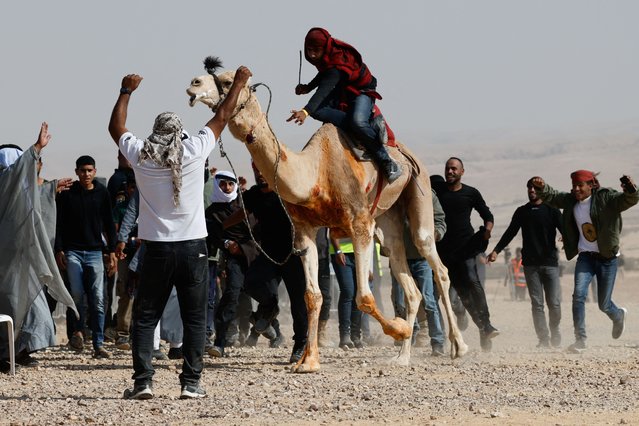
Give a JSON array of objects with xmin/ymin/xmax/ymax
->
[
  {"xmin": 33, "ymin": 122, "xmax": 51, "ymax": 155},
  {"xmin": 205, "ymin": 66, "xmax": 252, "ymax": 138},
  {"xmin": 108, "ymin": 74, "xmax": 143, "ymax": 145}
]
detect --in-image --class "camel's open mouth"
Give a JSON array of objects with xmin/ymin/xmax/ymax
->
[{"xmin": 189, "ymin": 95, "xmax": 197, "ymax": 107}]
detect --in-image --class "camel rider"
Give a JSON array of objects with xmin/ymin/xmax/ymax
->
[{"xmin": 287, "ymin": 27, "xmax": 402, "ymax": 184}]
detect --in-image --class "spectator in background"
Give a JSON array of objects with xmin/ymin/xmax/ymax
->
[{"xmin": 55, "ymin": 155, "xmax": 117, "ymax": 359}]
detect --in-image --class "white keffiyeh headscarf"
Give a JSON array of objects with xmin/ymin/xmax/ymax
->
[
  {"xmin": 0, "ymin": 145, "xmax": 23, "ymax": 171},
  {"xmin": 211, "ymin": 170, "xmax": 238, "ymax": 203},
  {"xmin": 139, "ymin": 112, "xmax": 184, "ymax": 206}
]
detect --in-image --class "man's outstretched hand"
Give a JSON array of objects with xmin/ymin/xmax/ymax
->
[{"xmin": 34, "ymin": 122, "xmax": 51, "ymax": 154}]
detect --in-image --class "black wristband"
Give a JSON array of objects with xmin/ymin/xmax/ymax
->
[{"xmin": 120, "ymin": 87, "xmax": 131, "ymax": 95}]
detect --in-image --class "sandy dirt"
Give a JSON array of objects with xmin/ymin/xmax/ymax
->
[{"xmin": 1, "ymin": 271, "xmax": 639, "ymax": 425}]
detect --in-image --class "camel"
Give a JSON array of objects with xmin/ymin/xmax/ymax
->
[{"xmin": 186, "ymin": 60, "xmax": 468, "ymax": 372}]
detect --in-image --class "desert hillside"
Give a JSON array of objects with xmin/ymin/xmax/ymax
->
[{"xmin": 412, "ymin": 121, "xmax": 639, "ymax": 258}]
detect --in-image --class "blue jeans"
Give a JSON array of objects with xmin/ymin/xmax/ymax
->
[
  {"xmin": 391, "ymin": 259, "xmax": 445, "ymax": 347},
  {"xmin": 65, "ymin": 250, "xmax": 105, "ymax": 350},
  {"xmin": 312, "ymin": 94, "xmax": 376, "ymax": 145},
  {"xmin": 131, "ymin": 239, "xmax": 208, "ymax": 387},
  {"xmin": 331, "ymin": 253, "xmax": 363, "ymax": 339},
  {"xmin": 573, "ymin": 253, "xmax": 622, "ymax": 341},
  {"xmin": 523, "ymin": 265, "xmax": 561, "ymax": 342}
]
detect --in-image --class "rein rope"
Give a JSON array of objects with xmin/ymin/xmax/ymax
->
[{"xmin": 216, "ymin": 82, "xmax": 304, "ymax": 266}]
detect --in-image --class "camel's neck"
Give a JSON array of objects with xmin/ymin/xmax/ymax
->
[{"xmin": 228, "ymin": 95, "xmax": 318, "ymax": 203}]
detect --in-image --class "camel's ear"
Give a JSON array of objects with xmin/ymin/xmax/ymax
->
[{"xmin": 204, "ymin": 56, "xmax": 223, "ymax": 75}]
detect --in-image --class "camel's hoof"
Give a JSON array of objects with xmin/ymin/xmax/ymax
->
[
  {"xmin": 387, "ymin": 354, "xmax": 410, "ymax": 367},
  {"xmin": 291, "ymin": 360, "xmax": 320, "ymax": 373},
  {"xmin": 382, "ymin": 317, "xmax": 412, "ymax": 340},
  {"xmin": 451, "ymin": 341, "xmax": 469, "ymax": 359}
]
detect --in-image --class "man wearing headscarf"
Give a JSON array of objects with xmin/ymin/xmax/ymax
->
[
  {"xmin": 204, "ymin": 171, "xmax": 261, "ymax": 358},
  {"xmin": 532, "ymin": 171, "xmax": 638, "ymax": 353},
  {"xmin": 0, "ymin": 123, "xmax": 76, "ymax": 373},
  {"xmin": 287, "ymin": 27, "xmax": 402, "ymax": 183},
  {"xmin": 109, "ymin": 66, "xmax": 252, "ymax": 400}
]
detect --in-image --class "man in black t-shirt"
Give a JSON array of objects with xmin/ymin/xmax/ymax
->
[
  {"xmin": 230, "ymin": 164, "xmax": 308, "ymax": 363},
  {"xmin": 488, "ymin": 178, "xmax": 563, "ymax": 348},
  {"xmin": 433, "ymin": 157, "xmax": 499, "ymax": 351}
]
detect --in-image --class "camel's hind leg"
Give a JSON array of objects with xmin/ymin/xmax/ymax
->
[
  {"xmin": 403, "ymin": 175, "xmax": 468, "ymax": 358},
  {"xmin": 375, "ymin": 206, "xmax": 422, "ymax": 366},
  {"xmin": 290, "ymin": 223, "xmax": 321, "ymax": 373}
]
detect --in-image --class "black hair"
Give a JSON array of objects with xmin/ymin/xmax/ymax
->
[
  {"xmin": 446, "ymin": 156, "xmax": 464, "ymax": 169},
  {"xmin": 75, "ymin": 155, "xmax": 96, "ymax": 168}
]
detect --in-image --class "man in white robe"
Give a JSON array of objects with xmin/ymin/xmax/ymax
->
[{"xmin": 0, "ymin": 122, "xmax": 77, "ymax": 372}]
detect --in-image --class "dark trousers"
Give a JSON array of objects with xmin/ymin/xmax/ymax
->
[
  {"xmin": 131, "ymin": 239, "xmax": 208, "ymax": 387},
  {"xmin": 446, "ymin": 256, "xmax": 491, "ymax": 331},
  {"xmin": 318, "ymin": 257, "xmax": 332, "ymax": 321},
  {"xmin": 213, "ymin": 255, "xmax": 248, "ymax": 348},
  {"xmin": 244, "ymin": 255, "xmax": 308, "ymax": 344}
]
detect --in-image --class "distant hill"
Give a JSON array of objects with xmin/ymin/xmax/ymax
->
[{"xmin": 405, "ymin": 120, "xmax": 639, "ymax": 257}]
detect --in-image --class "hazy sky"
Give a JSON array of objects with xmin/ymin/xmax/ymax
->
[{"xmin": 2, "ymin": 0, "xmax": 639, "ymax": 180}]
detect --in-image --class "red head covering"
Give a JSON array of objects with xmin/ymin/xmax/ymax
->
[
  {"xmin": 304, "ymin": 28, "xmax": 329, "ymax": 48},
  {"xmin": 571, "ymin": 170, "xmax": 598, "ymax": 186}
]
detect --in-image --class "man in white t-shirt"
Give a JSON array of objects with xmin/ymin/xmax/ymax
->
[
  {"xmin": 532, "ymin": 170, "xmax": 638, "ymax": 353},
  {"xmin": 108, "ymin": 65, "xmax": 251, "ymax": 400}
]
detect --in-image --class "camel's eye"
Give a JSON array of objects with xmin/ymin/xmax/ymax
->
[
  {"xmin": 191, "ymin": 78, "xmax": 201, "ymax": 86},
  {"xmin": 223, "ymin": 80, "xmax": 232, "ymax": 88}
]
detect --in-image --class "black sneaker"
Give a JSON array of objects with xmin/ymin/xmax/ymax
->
[
  {"xmin": 254, "ymin": 318, "xmax": 275, "ymax": 334},
  {"xmin": 431, "ymin": 344, "xmax": 446, "ymax": 357},
  {"xmin": 207, "ymin": 345, "xmax": 224, "ymax": 358},
  {"xmin": 456, "ymin": 314, "xmax": 469, "ymax": 331},
  {"xmin": 536, "ymin": 339, "xmax": 550, "ymax": 349},
  {"xmin": 567, "ymin": 339, "xmax": 586, "ymax": 354},
  {"xmin": 339, "ymin": 335, "xmax": 354, "ymax": 350},
  {"xmin": 245, "ymin": 330, "xmax": 260, "ymax": 347},
  {"xmin": 479, "ymin": 332, "xmax": 492, "ymax": 352},
  {"xmin": 16, "ymin": 352, "xmax": 39, "ymax": 367},
  {"xmin": 168, "ymin": 347, "xmax": 183, "ymax": 360},
  {"xmin": 68, "ymin": 334, "xmax": 84, "ymax": 352},
  {"xmin": 612, "ymin": 308, "xmax": 627, "ymax": 339},
  {"xmin": 269, "ymin": 333, "xmax": 284, "ymax": 349},
  {"xmin": 152, "ymin": 349, "xmax": 168, "ymax": 360},
  {"xmin": 351, "ymin": 337, "xmax": 365, "ymax": 349},
  {"xmin": 483, "ymin": 324, "xmax": 500, "ymax": 339},
  {"xmin": 93, "ymin": 346, "xmax": 111, "ymax": 359},
  {"xmin": 289, "ymin": 342, "xmax": 306, "ymax": 363},
  {"xmin": 180, "ymin": 384, "xmax": 207, "ymax": 399},
  {"xmin": 260, "ymin": 325, "xmax": 277, "ymax": 340},
  {"xmin": 115, "ymin": 336, "xmax": 131, "ymax": 351},
  {"xmin": 123, "ymin": 384, "xmax": 153, "ymax": 400},
  {"xmin": 0, "ymin": 359, "xmax": 17, "ymax": 374}
]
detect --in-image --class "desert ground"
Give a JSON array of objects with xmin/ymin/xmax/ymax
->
[{"xmin": 1, "ymin": 267, "xmax": 639, "ymax": 425}]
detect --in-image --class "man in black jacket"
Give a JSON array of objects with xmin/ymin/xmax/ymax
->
[
  {"xmin": 55, "ymin": 155, "xmax": 117, "ymax": 359},
  {"xmin": 487, "ymin": 178, "xmax": 563, "ymax": 348}
]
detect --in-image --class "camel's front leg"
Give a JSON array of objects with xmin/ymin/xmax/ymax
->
[
  {"xmin": 353, "ymin": 220, "xmax": 412, "ymax": 357},
  {"xmin": 290, "ymin": 225, "xmax": 321, "ymax": 373}
]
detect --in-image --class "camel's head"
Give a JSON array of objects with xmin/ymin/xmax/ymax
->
[{"xmin": 186, "ymin": 56, "xmax": 247, "ymax": 111}]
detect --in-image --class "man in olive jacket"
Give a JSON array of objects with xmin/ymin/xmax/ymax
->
[{"xmin": 531, "ymin": 171, "xmax": 638, "ymax": 353}]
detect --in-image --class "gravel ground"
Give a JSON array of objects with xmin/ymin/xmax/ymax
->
[{"xmin": 2, "ymin": 272, "xmax": 639, "ymax": 425}]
